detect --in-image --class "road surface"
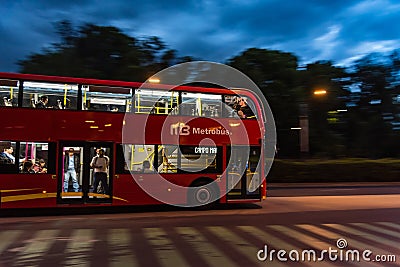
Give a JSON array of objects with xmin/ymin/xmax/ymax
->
[{"xmin": 0, "ymin": 182, "xmax": 399, "ymax": 266}]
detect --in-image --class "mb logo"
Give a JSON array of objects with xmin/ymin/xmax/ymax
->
[{"xmin": 170, "ymin": 122, "xmax": 190, "ymax": 136}]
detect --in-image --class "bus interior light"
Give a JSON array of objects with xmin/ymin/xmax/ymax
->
[
  {"xmin": 24, "ymin": 81, "xmax": 78, "ymax": 90},
  {"xmin": 148, "ymin": 78, "xmax": 160, "ymax": 83}
]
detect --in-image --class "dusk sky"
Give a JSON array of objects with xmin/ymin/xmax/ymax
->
[{"xmin": 1, "ymin": 0, "xmax": 400, "ymax": 72}]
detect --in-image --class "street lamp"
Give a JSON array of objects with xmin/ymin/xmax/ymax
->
[
  {"xmin": 313, "ymin": 89, "xmax": 327, "ymax": 96},
  {"xmin": 299, "ymin": 89, "xmax": 327, "ymax": 156}
]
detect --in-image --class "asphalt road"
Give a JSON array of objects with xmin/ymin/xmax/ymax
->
[{"xmin": 0, "ymin": 182, "xmax": 399, "ymax": 267}]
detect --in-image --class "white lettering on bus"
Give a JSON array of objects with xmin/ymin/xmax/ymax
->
[
  {"xmin": 170, "ymin": 123, "xmax": 190, "ymax": 136},
  {"xmin": 170, "ymin": 124, "xmax": 231, "ymax": 136},
  {"xmin": 194, "ymin": 147, "xmax": 217, "ymax": 154},
  {"xmin": 192, "ymin": 127, "xmax": 231, "ymax": 136}
]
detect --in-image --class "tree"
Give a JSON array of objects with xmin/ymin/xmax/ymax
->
[
  {"xmin": 227, "ymin": 48, "xmax": 304, "ymax": 157},
  {"xmin": 299, "ymin": 61, "xmax": 350, "ymax": 157},
  {"xmin": 18, "ymin": 20, "xmax": 182, "ymax": 81},
  {"xmin": 346, "ymin": 52, "xmax": 400, "ymax": 157}
]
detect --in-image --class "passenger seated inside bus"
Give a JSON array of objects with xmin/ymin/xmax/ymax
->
[
  {"xmin": 3, "ymin": 97, "xmax": 13, "ymax": 107},
  {"xmin": 142, "ymin": 160, "xmax": 152, "ymax": 173},
  {"xmin": 22, "ymin": 161, "xmax": 34, "ymax": 173},
  {"xmin": 35, "ymin": 95, "xmax": 49, "ymax": 109},
  {"xmin": 0, "ymin": 143, "xmax": 15, "ymax": 164}
]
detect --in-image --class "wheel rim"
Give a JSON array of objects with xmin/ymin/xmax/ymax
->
[{"xmin": 195, "ymin": 187, "xmax": 211, "ymax": 204}]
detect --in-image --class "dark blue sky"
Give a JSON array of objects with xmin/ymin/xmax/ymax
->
[{"xmin": 1, "ymin": 0, "xmax": 400, "ymax": 72}]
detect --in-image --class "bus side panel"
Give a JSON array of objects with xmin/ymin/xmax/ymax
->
[
  {"xmin": 0, "ymin": 174, "xmax": 57, "ymax": 209},
  {"xmin": 112, "ymin": 173, "xmax": 225, "ymax": 206},
  {"xmin": 112, "ymin": 174, "xmax": 163, "ymax": 206}
]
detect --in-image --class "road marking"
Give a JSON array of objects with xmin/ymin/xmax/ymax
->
[
  {"xmin": 269, "ymin": 225, "xmax": 338, "ymax": 267},
  {"xmin": 17, "ymin": 229, "xmax": 59, "ymax": 264},
  {"xmin": 1, "ymin": 222, "xmax": 398, "ymax": 266},
  {"xmin": 207, "ymin": 226, "xmax": 264, "ymax": 266},
  {"xmin": 0, "ymin": 230, "xmax": 22, "ymax": 254},
  {"xmin": 351, "ymin": 223, "xmax": 400, "ymax": 253},
  {"xmin": 322, "ymin": 224, "xmax": 394, "ymax": 266},
  {"xmin": 376, "ymin": 222, "xmax": 400, "ymax": 231},
  {"xmin": 143, "ymin": 228, "xmax": 189, "ymax": 267},
  {"xmin": 238, "ymin": 226, "xmax": 293, "ymax": 267},
  {"xmin": 175, "ymin": 226, "xmax": 237, "ymax": 267},
  {"xmin": 352, "ymin": 223, "xmax": 400, "ymax": 239},
  {"xmin": 296, "ymin": 223, "xmax": 343, "ymax": 240},
  {"xmin": 109, "ymin": 228, "xmax": 138, "ymax": 267},
  {"xmin": 64, "ymin": 229, "xmax": 97, "ymax": 267}
]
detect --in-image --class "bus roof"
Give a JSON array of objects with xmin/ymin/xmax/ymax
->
[{"xmin": 0, "ymin": 72, "xmax": 242, "ymax": 96}]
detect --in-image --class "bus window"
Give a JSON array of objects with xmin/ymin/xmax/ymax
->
[
  {"xmin": 224, "ymin": 95, "xmax": 257, "ymax": 119},
  {"xmin": 119, "ymin": 144, "xmax": 156, "ymax": 173},
  {"xmin": 82, "ymin": 85, "xmax": 132, "ymax": 112},
  {"xmin": 0, "ymin": 79, "xmax": 18, "ymax": 107},
  {"xmin": 179, "ymin": 145, "xmax": 222, "ymax": 173},
  {"xmin": 19, "ymin": 142, "xmax": 53, "ymax": 174},
  {"xmin": 158, "ymin": 145, "xmax": 178, "ymax": 173},
  {"xmin": 134, "ymin": 89, "xmax": 178, "ymax": 115},
  {"xmin": 0, "ymin": 141, "xmax": 17, "ymax": 173},
  {"xmin": 181, "ymin": 92, "xmax": 222, "ymax": 117},
  {"xmin": 22, "ymin": 81, "xmax": 78, "ymax": 109}
]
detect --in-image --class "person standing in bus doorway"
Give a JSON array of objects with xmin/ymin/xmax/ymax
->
[
  {"xmin": 64, "ymin": 148, "xmax": 80, "ymax": 192},
  {"xmin": 90, "ymin": 148, "xmax": 109, "ymax": 194},
  {"xmin": 36, "ymin": 95, "xmax": 49, "ymax": 108}
]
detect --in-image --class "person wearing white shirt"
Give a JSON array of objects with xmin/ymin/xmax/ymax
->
[{"xmin": 90, "ymin": 148, "xmax": 109, "ymax": 194}]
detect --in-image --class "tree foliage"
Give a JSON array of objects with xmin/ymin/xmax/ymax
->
[{"xmin": 18, "ymin": 20, "xmax": 189, "ymax": 81}]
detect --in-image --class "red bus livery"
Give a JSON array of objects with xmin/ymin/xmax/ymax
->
[{"xmin": 0, "ymin": 70, "xmax": 270, "ymax": 209}]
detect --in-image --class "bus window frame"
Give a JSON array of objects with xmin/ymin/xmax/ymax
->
[
  {"xmin": 1, "ymin": 77, "xmax": 261, "ymax": 122},
  {"xmin": 0, "ymin": 79, "xmax": 19, "ymax": 107},
  {"xmin": 180, "ymin": 92, "xmax": 223, "ymax": 118},
  {"xmin": 22, "ymin": 81, "xmax": 79, "ymax": 110},
  {"xmin": 82, "ymin": 85, "xmax": 133, "ymax": 113},
  {"xmin": 134, "ymin": 88, "xmax": 179, "ymax": 115}
]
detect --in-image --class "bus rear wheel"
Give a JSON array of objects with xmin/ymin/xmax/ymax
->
[{"xmin": 188, "ymin": 179, "xmax": 219, "ymax": 209}]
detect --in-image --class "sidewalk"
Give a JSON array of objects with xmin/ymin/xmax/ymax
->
[{"xmin": 268, "ymin": 181, "xmax": 400, "ymax": 189}]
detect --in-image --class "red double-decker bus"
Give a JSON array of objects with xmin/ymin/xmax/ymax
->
[{"xmin": 0, "ymin": 71, "xmax": 268, "ymax": 210}]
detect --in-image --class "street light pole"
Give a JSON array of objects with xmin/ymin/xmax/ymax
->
[{"xmin": 299, "ymin": 103, "xmax": 309, "ymax": 155}]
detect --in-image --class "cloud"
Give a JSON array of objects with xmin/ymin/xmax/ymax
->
[
  {"xmin": 0, "ymin": 0, "xmax": 399, "ymax": 72},
  {"xmin": 311, "ymin": 25, "xmax": 342, "ymax": 63}
]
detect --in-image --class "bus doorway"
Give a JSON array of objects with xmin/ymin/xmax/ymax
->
[
  {"xmin": 57, "ymin": 142, "xmax": 113, "ymax": 204},
  {"xmin": 226, "ymin": 146, "xmax": 262, "ymax": 200}
]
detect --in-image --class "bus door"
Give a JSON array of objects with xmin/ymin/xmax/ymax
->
[
  {"xmin": 58, "ymin": 142, "xmax": 113, "ymax": 204},
  {"xmin": 226, "ymin": 146, "xmax": 261, "ymax": 200}
]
